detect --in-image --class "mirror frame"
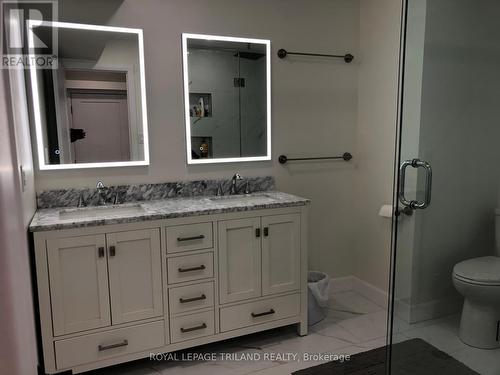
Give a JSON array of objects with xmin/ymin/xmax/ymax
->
[
  {"xmin": 28, "ymin": 21, "xmax": 150, "ymax": 170},
  {"xmin": 182, "ymin": 33, "xmax": 271, "ymax": 164}
]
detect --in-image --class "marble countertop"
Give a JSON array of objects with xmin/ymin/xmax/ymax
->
[{"xmin": 29, "ymin": 191, "xmax": 310, "ymax": 232}]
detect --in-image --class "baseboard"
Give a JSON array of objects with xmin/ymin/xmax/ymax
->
[
  {"xmin": 409, "ymin": 295, "xmax": 462, "ymax": 323},
  {"xmin": 351, "ymin": 277, "xmax": 389, "ymax": 309},
  {"xmin": 328, "ymin": 275, "xmax": 461, "ymax": 324},
  {"xmin": 328, "ymin": 275, "xmax": 388, "ymax": 309},
  {"xmin": 328, "ymin": 276, "xmax": 354, "ymax": 294}
]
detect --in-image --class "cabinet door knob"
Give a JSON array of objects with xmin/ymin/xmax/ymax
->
[
  {"xmin": 256, "ymin": 228, "xmax": 261, "ymax": 238},
  {"xmin": 98, "ymin": 247, "xmax": 105, "ymax": 258},
  {"xmin": 109, "ymin": 245, "xmax": 116, "ymax": 257},
  {"xmin": 263, "ymin": 227, "xmax": 269, "ymax": 237}
]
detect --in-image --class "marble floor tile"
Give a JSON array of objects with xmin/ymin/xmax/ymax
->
[
  {"xmin": 335, "ymin": 310, "xmax": 388, "ymax": 343},
  {"xmin": 265, "ymin": 329, "xmax": 352, "ymax": 354},
  {"xmin": 328, "ymin": 291, "xmax": 384, "ymax": 315},
  {"xmin": 310, "ymin": 317, "xmax": 362, "ymax": 344},
  {"xmin": 401, "ymin": 318, "xmax": 468, "ymax": 354}
]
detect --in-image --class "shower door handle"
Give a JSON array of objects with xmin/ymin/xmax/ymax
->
[{"xmin": 399, "ymin": 159, "xmax": 432, "ymax": 210}]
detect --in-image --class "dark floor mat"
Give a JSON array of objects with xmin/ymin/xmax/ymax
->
[{"xmin": 293, "ymin": 338, "xmax": 479, "ymax": 375}]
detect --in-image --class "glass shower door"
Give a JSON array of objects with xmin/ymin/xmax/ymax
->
[{"xmin": 389, "ymin": 0, "xmax": 500, "ymax": 374}]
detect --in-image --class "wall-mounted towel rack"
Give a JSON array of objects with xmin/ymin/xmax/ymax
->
[
  {"xmin": 277, "ymin": 48, "xmax": 354, "ymax": 63},
  {"xmin": 278, "ymin": 152, "xmax": 353, "ymax": 164}
]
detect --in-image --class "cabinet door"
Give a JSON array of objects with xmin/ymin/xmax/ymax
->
[
  {"xmin": 262, "ymin": 214, "xmax": 301, "ymax": 296},
  {"xmin": 106, "ymin": 229, "xmax": 163, "ymax": 324},
  {"xmin": 219, "ymin": 218, "xmax": 262, "ymax": 304},
  {"xmin": 47, "ymin": 235, "xmax": 110, "ymax": 336}
]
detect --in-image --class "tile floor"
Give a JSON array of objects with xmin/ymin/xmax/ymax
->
[{"xmin": 88, "ymin": 291, "xmax": 499, "ymax": 375}]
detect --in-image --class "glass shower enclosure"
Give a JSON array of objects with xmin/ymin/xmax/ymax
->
[{"xmin": 389, "ymin": 0, "xmax": 500, "ymax": 374}]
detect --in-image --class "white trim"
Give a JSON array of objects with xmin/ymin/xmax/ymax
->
[
  {"xmin": 329, "ymin": 275, "xmax": 462, "ymax": 324},
  {"xmin": 27, "ymin": 20, "xmax": 150, "ymax": 170},
  {"xmin": 352, "ymin": 277, "xmax": 389, "ymax": 309},
  {"xmin": 328, "ymin": 276, "xmax": 354, "ymax": 294},
  {"xmin": 328, "ymin": 275, "xmax": 389, "ymax": 309},
  {"xmin": 182, "ymin": 33, "xmax": 271, "ymax": 164}
]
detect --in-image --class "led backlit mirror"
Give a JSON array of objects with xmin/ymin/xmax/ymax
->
[
  {"xmin": 182, "ymin": 33, "xmax": 271, "ymax": 164},
  {"xmin": 28, "ymin": 21, "xmax": 149, "ymax": 169}
]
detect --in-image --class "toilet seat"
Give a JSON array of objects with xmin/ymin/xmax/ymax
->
[{"xmin": 453, "ymin": 256, "xmax": 500, "ymax": 285}]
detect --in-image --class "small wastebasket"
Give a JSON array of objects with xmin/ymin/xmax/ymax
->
[{"xmin": 308, "ymin": 271, "xmax": 330, "ymax": 325}]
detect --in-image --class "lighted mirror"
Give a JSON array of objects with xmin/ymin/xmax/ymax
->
[
  {"xmin": 28, "ymin": 21, "xmax": 149, "ymax": 170},
  {"xmin": 182, "ymin": 33, "xmax": 271, "ymax": 164}
]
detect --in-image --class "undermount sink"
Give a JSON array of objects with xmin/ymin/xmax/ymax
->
[
  {"xmin": 59, "ymin": 204, "xmax": 145, "ymax": 220},
  {"xmin": 207, "ymin": 193, "xmax": 275, "ymax": 204}
]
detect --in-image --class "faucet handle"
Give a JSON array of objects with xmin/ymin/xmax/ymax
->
[
  {"xmin": 96, "ymin": 180, "xmax": 105, "ymax": 189},
  {"xmin": 233, "ymin": 173, "xmax": 243, "ymax": 181}
]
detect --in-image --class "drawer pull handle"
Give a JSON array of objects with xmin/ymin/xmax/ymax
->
[
  {"xmin": 109, "ymin": 245, "xmax": 116, "ymax": 257},
  {"xmin": 177, "ymin": 235, "xmax": 205, "ymax": 242},
  {"xmin": 251, "ymin": 309, "xmax": 275, "ymax": 318},
  {"xmin": 98, "ymin": 247, "xmax": 105, "ymax": 258},
  {"xmin": 178, "ymin": 265, "xmax": 206, "ymax": 273},
  {"xmin": 98, "ymin": 339, "xmax": 128, "ymax": 351},
  {"xmin": 180, "ymin": 294, "xmax": 207, "ymax": 304},
  {"xmin": 180, "ymin": 323, "xmax": 207, "ymax": 333}
]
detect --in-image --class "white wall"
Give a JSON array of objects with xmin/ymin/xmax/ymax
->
[
  {"xmin": 35, "ymin": 0, "xmax": 361, "ymax": 279},
  {"xmin": 352, "ymin": 0, "xmax": 402, "ymax": 291},
  {"xmin": 0, "ymin": 65, "xmax": 38, "ymax": 375}
]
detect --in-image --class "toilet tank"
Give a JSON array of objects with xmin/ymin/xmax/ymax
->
[{"xmin": 496, "ymin": 209, "xmax": 500, "ymax": 256}]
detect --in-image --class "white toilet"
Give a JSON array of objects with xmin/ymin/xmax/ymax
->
[{"xmin": 453, "ymin": 210, "xmax": 500, "ymax": 349}]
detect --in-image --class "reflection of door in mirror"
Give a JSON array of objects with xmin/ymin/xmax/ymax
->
[
  {"xmin": 28, "ymin": 22, "xmax": 149, "ymax": 169},
  {"xmin": 69, "ymin": 91, "xmax": 130, "ymax": 163}
]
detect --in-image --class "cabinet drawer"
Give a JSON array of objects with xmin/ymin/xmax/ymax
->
[
  {"xmin": 170, "ymin": 310, "xmax": 215, "ymax": 343},
  {"xmin": 166, "ymin": 223, "xmax": 213, "ymax": 253},
  {"xmin": 54, "ymin": 320, "xmax": 165, "ymax": 370},
  {"xmin": 167, "ymin": 252, "xmax": 214, "ymax": 284},
  {"xmin": 220, "ymin": 294, "xmax": 300, "ymax": 332},
  {"xmin": 169, "ymin": 281, "xmax": 214, "ymax": 315}
]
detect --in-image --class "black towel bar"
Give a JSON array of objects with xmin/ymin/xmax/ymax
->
[
  {"xmin": 277, "ymin": 49, "xmax": 354, "ymax": 63},
  {"xmin": 278, "ymin": 153, "xmax": 353, "ymax": 164}
]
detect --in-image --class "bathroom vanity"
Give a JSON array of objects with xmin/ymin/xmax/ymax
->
[{"xmin": 30, "ymin": 188, "xmax": 309, "ymax": 374}]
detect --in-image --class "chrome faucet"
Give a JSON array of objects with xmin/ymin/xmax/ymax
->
[
  {"xmin": 230, "ymin": 173, "xmax": 243, "ymax": 195},
  {"xmin": 96, "ymin": 180, "xmax": 107, "ymax": 205}
]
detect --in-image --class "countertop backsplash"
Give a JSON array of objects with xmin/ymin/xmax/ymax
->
[{"xmin": 36, "ymin": 176, "xmax": 275, "ymax": 209}]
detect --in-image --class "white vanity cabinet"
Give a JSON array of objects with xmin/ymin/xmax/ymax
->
[
  {"xmin": 47, "ymin": 229, "xmax": 163, "ymax": 336},
  {"xmin": 218, "ymin": 213, "xmax": 301, "ymax": 303},
  {"xmin": 47, "ymin": 234, "xmax": 111, "ymax": 336},
  {"xmin": 33, "ymin": 206, "xmax": 308, "ymax": 374}
]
